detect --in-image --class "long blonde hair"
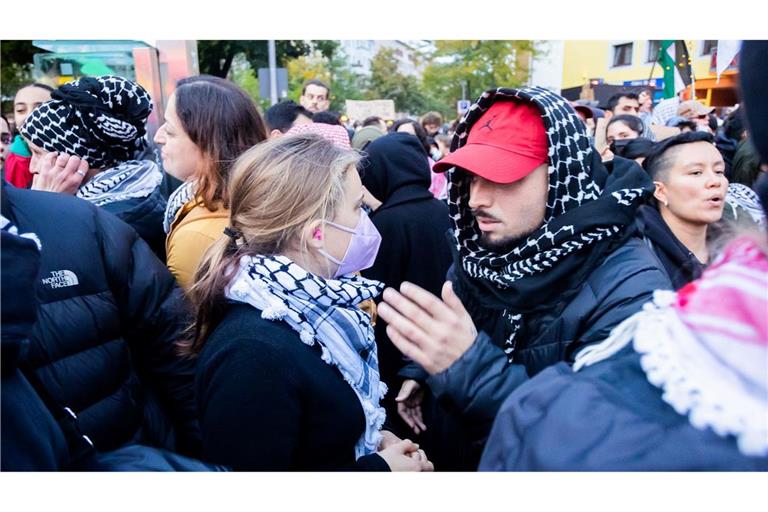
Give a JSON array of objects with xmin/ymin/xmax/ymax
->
[{"xmin": 179, "ymin": 133, "xmax": 360, "ymax": 356}]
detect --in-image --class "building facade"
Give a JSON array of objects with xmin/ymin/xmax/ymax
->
[{"xmin": 560, "ymin": 40, "xmax": 739, "ymax": 106}]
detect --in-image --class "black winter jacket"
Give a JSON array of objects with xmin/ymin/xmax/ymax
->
[
  {"xmin": 426, "ymin": 236, "xmax": 671, "ymax": 455},
  {"xmin": 101, "ymin": 185, "xmax": 168, "ymax": 261},
  {"xmin": 480, "ymin": 346, "xmax": 768, "ymax": 471},
  {"xmin": 1, "ymin": 182, "xmax": 200, "ymax": 455}
]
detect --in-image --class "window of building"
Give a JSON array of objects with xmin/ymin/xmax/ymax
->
[
  {"xmin": 646, "ymin": 40, "xmax": 662, "ymax": 63},
  {"xmin": 612, "ymin": 42, "xmax": 633, "ymax": 67}
]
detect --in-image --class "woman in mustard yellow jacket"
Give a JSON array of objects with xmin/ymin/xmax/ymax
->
[{"xmin": 154, "ymin": 75, "xmax": 267, "ymax": 290}]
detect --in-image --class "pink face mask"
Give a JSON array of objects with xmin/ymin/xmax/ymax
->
[{"xmin": 319, "ymin": 210, "xmax": 382, "ymax": 278}]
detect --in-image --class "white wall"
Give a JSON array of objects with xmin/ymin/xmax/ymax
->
[{"xmin": 529, "ymin": 40, "xmax": 565, "ymax": 92}]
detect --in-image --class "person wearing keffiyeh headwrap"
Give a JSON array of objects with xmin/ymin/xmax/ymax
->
[
  {"xmin": 377, "ymin": 86, "xmax": 672, "ymax": 469},
  {"xmin": 480, "ymin": 169, "xmax": 768, "ymax": 470},
  {"xmin": 19, "ymin": 75, "xmax": 168, "ymax": 258},
  {"xmin": 479, "ymin": 231, "xmax": 768, "ymax": 470}
]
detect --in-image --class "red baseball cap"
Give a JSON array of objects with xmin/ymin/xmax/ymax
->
[{"xmin": 433, "ymin": 100, "xmax": 549, "ymax": 184}]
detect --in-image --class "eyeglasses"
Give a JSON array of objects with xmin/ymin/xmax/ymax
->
[{"xmin": 1, "ymin": 133, "xmax": 12, "ymax": 145}]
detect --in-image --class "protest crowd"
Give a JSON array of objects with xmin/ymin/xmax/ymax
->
[{"xmin": 1, "ymin": 39, "xmax": 767, "ymax": 473}]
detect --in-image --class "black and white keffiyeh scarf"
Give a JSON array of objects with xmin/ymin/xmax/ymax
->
[
  {"xmin": 448, "ymin": 87, "xmax": 653, "ymax": 360},
  {"xmin": 77, "ymin": 160, "xmax": 162, "ymax": 207},
  {"xmin": 20, "ymin": 75, "xmax": 152, "ymax": 169},
  {"xmin": 725, "ymin": 183, "xmax": 766, "ymax": 227},
  {"xmin": 225, "ymin": 254, "xmax": 387, "ymax": 458},
  {"xmin": 163, "ymin": 181, "xmax": 196, "ymax": 233}
]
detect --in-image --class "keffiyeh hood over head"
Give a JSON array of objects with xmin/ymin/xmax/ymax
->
[
  {"xmin": 20, "ymin": 75, "xmax": 152, "ymax": 169},
  {"xmin": 446, "ymin": 87, "xmax": 653, "ymax": 357}
]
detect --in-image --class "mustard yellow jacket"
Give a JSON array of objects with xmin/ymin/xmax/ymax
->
[{"xmin": 166, "ymin": 200, "xmax": 229, "ymax": 291}]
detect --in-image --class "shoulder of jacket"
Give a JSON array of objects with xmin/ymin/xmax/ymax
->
[
  {"xmin": 169, "ymin": 209, "xmax": 228, "ymax": 240},
  {"xmin": 592, "ymin": 237, "xmax": 660, "ymax": 279}
]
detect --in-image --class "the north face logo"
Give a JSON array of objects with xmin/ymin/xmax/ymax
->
[{"xmin": 41, "ymin": 270, "xmax": 79, "ymax": 289}]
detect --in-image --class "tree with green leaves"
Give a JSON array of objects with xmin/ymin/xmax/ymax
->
[
  {"xmin": 197, "ymin": 40, "xmax": 338, "ymax": 78},
  {"xmin": 1, "ymin": 41, "xmax": 44, "ymax": 102},
  {"xmin": 365, "ymin": 47, "xmax": 434, "ymax": 116},
  {"xmin": 421, "ymin": 40, "xmax": 538, "ymax": 119}
]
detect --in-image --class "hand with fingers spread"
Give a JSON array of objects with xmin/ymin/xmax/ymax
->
[
  {"xmin": 31, "ymin": 151, "xmax": 89, "ymax": 195},
  {"xmin": 396, "ymin": 379, "xmax": 427, "ymax": 434},
  {"xmin": 377, "ymin": 438, "xmax": 434, "ymax": 472},
  {"xmin": 378, "ymin": 281, "xmax": 477, "ymax": 375}
]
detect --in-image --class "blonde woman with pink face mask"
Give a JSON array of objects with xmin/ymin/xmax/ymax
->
[{"xmin": 181, "ymin": 133, "xmax": 434, "ymax": 472}]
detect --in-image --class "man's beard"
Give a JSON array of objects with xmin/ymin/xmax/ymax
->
[{"xmin": 477, "ymin": 227, "xmax": 539, "ymax": 254}]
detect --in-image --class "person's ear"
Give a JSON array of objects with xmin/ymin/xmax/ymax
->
[
  {"xmin": 269, "ymin": 129, "xmax": 284, "ymax": 140},
  {"xmin": 306, "ymin": 219, "xmax": 325, "ymax": 250},
  {"xmin": 653, "ymin": 180, "xmax": 669, "ymax": 207}
]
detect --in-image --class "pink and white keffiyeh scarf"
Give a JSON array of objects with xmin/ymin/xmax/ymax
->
[{"xmin": 575, "ymin": 237, "xmax": 768, "ymax": 457}]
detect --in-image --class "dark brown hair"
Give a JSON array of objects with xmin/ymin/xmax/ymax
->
[{"xmin": 174, "ymin": 75, "xmax": 268, "ymax": 211}]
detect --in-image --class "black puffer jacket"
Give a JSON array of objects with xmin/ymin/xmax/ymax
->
[
  {"xmin": 480, "ymin": 346, "xmax": 768, "ymax": 471},
  {"xmin": 101, "ymin": 184, "xmax": 168, "ymax": 261},
  {"xmin": 1, "ymin": 181, "xmax": 200, "ymax": 455},
  {"xmin": 431, "ymin": 236, "xmax": 670, "ymax": 439}
]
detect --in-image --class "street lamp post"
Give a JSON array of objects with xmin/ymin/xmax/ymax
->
[{"xmin": 268, "ymin": 40, "xmax": 278, "ymax": 106}]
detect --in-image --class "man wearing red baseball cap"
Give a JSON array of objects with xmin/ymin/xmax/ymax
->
[
  {"xmin": 377, "ymin": 86, "xmax": 670, "ymax": 469},
  {"xmin": 431, "ymin": 99, "xmax": 551, "ymax": 251}
]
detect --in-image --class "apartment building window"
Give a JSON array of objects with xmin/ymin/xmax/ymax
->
[
  {"xmin": 612, "ymin": 42, "xmax": 633, "ymax": 67},
  {"xmin": 701, "ymin": 40, "xmax": 717, "ymax": 55},
  {"xmin": 646, "ymin": 40, "xmax": 661, "ymax": 63}
]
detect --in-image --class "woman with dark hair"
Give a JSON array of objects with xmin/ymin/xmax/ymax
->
[
  {"xmin": 154, "ymin": 75, "xmax": 268, "ymax": 290},
  {"xmin": 636, "ymin": 131, "xmax": 728, "ymax": 289},
  {"xmin": 605, "ymin": 114, "xmax": 645, "ymax": 145},
  {"xmin": 19, "ymin": 76, "xmax": 169, "ymax": 257},
  {"xmin": 5, "ymin": 83, "xmax": 54, "ymax": 189},
  {"xmin": 0, "ymin": 116, "xmax": 11, "ymax": 168},
  {"xmin": 390, "ymin": 118, "xmax": 430, "ymax": 155}
]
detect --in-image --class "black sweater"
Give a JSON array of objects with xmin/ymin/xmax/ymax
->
[{"xmin": 195, "ymin": 303, "xmax": 390, "ymax": 471}]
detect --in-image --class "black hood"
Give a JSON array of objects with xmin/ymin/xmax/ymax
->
[
  {"xmin": 636, "ymin": 205, "xmax": 703, "ymax": 289},
  {"xmin": 358, "ymin": 132, "xmax": 434, "ymax": 212}
]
